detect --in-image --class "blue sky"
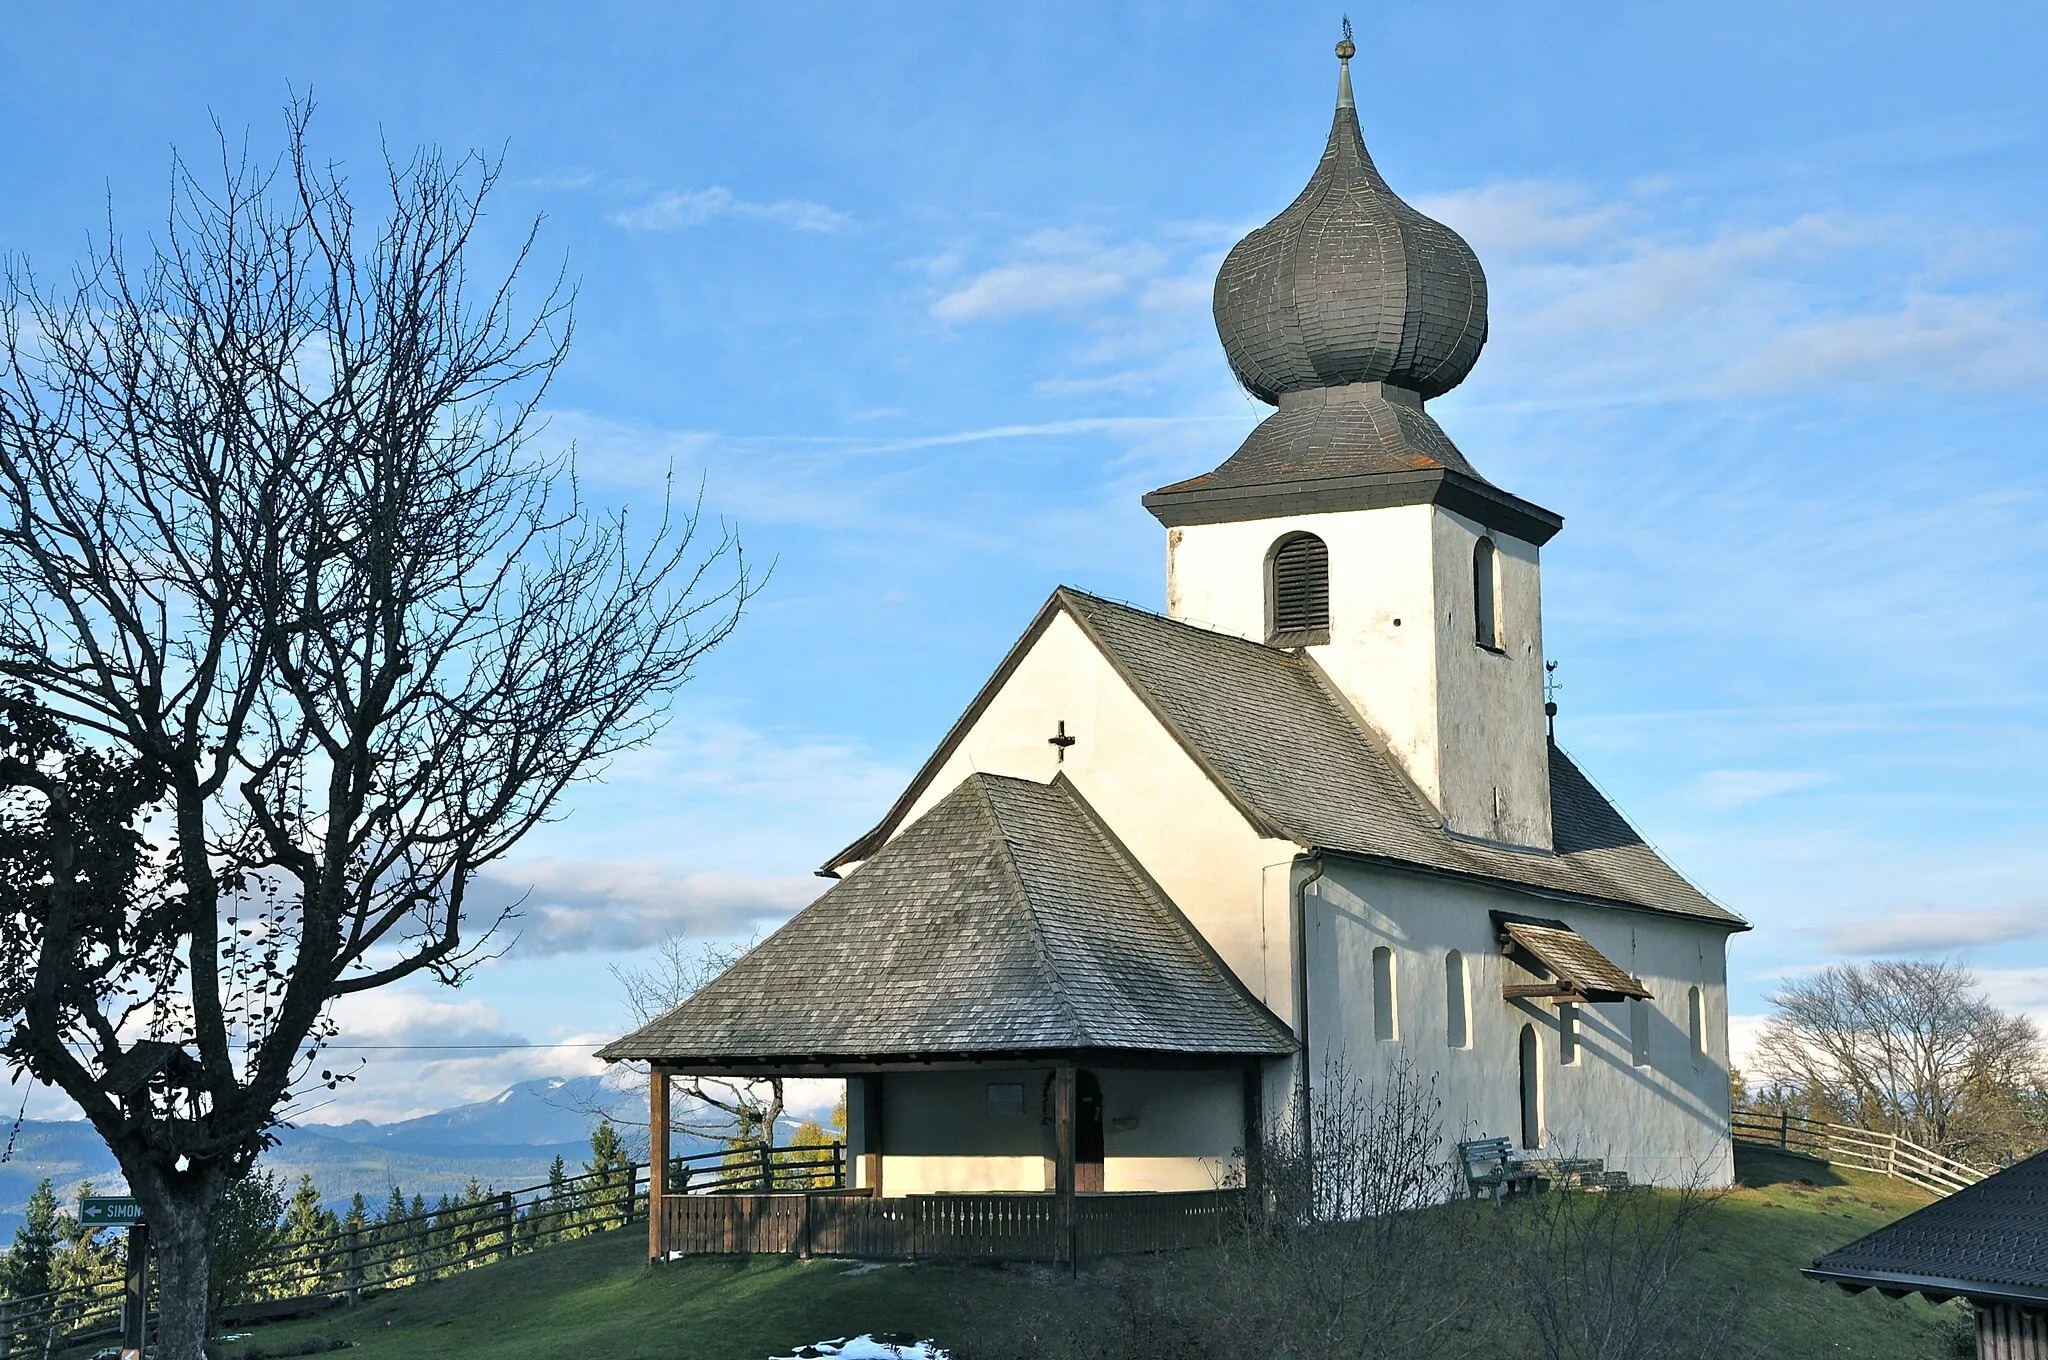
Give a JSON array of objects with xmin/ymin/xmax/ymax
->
[{"xmin": 3, "ymin": 2, "xmax": 2045, "ymax": 1121}]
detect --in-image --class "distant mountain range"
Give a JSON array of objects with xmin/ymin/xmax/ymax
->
[{"xmin": 0, "ymin": 1076, "xmax": 730, "ymax": 1239}]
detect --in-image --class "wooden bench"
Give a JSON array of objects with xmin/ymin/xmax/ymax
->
[{"xmin": 1458, "ymin": 1137, "xmax": 1542, "ymax": 1202}]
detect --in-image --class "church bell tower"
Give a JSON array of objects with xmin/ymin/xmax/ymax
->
[{"xmin": 1144, "ymin": 34, "xmax": 1562, "ymax": 851}]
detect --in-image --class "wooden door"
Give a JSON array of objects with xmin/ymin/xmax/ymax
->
[{"xmin": 1076, "ymin": 1070, "xmax": 1105, "ymax": 1192}]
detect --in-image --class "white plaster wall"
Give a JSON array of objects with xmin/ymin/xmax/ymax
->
[
  {"xmin": 1165, "ymin": 505, "xmax": 1552, "ymax": 848},
  {"xmin": 868, "ymin": 1067, "xmax": 1247, "ymax": 1197},
  {"xmin": 1098, "ymin": 1068, "xmax": 1245, "ymax": 1192},
  {"xmin": 876, "ymin": 611, "xmax": 1304, "ymax": 1025},
  {"xmin": 1302, "ymin": 861, "xmax": 1734, "ymax": 1188},
  {"xmin": 1431, "ymin": 511, "xmax": 1551, "ymax": 848}
]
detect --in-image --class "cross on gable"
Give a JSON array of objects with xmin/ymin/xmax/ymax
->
[{"xmin": 1048, "ymin": 720, "xmax": 1076, "ymax": 763}]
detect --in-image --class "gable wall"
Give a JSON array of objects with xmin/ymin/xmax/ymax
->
[
  {"xmin": 1305, "ymin": 857, "xmax": 1733, "ymax": 1188},
  {"xmin": 873, "ymin": 610, "xmax": 1304, "ymax": 1025}
]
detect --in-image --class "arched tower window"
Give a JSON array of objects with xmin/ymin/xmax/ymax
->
[
  {"xmin": 1473, "ymin": 537, "xmax": 1501, "ymax": 650},
  {"xmin": 1269, "ymin": 533, "xmax": 1330, "ymax": 643}
]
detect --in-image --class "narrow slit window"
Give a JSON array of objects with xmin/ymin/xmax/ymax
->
[
  {"xmin": 1445, "ymin": 950, "xmax": 1470, "ymax": 1050},
  {"xmin": 1688, "ymin": 986, "xmax": 1705, "ymax": 1059},
  {"xmin": 1629, "ymin": 997, "xmax": 1651, "ymax": 1067},
  {"xmin": 1372, "ymin": 946, "xmax": 1398, "ymax": 1042},
  {"xmin": 1559, "ymin": 1003, "xmax": 1579, "ymax": 1065},
  {"xmin": 1473, "ymin": 537, "xmax": 1501, "ymax": 649},
  {"xmin": 1270, "ymin": 533, "xmax": 1330, "ymax": 638}
]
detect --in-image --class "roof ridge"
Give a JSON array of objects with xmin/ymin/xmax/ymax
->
[
  {"xmin": 1049, "ymin": 772, "xmax": 1295, "ymax": 1048},
  {"xmin": 973, "ymin": 776, "xmax": 1091, "ymax": 1044}
]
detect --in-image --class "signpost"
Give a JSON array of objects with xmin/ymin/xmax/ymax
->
[
  {"xmin": 79, "ymin": 1196, "xmax": 145, "ymax": 1227},
  {"xmin": 78, "ymin": 1197, "xmax": 148, "ymax": 1359}
]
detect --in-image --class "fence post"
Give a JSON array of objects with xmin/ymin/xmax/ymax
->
[
  {"xmin": 499, "ymin": 1192, "xmax": 516, "ymax": 1261},
  {"xmin": 758, "ymin": 1142, "xmax": 772, "ymax": 1192},
  {"xmin": 343, "ymin": 1223, "xmax": 363, "ymax": 1306},
  {"xmin": 1778, "ymin": 1111, "xmax": 1788, "ymax": 1150},
  {"xmin": 1887, "ymin": 1133, "xmax": 1899, "ymax": 1179},
  {"xmin": 1, "ymin": 1294, "xmax": 13, "ymax": 1360}
]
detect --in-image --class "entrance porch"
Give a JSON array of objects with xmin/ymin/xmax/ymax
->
[{"xmin": 644, "ymin": 1056, "xmax": 1270, "ymax": 1263}]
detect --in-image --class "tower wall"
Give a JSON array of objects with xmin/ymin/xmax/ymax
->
[{"xmin": 1166, "ymin": 503, "xmax": 1551, "ymax": 849}]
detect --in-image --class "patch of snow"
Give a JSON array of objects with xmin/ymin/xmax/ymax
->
[{"xmin": 769, "ymin": 1336, "xmax": 947, "ymax": 1360}]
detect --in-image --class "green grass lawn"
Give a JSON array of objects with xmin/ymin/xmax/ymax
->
[{"xmin": 207, "ymin": 1147, "xmax": 1968, "ymax": 1360}]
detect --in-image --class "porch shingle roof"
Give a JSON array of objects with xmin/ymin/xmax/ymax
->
[{"xmin": 598, "ymin": 773, "xmax": 1295, "ymax": 1066}]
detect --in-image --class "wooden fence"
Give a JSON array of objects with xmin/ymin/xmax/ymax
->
[
  {"xmin": 1732, "ymin": 1107, "xmax": 1987, "ymax": 1197},
  {"xmin": 656, "ymin": 1188, "xmax": 1244, "ymax": 1265},
  {"xmin": 0, "ymin": 1160, "xmax": 651, "ymax": 1357}
]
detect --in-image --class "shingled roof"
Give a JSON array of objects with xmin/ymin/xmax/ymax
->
[
  {"xmin": 827, "ymin": 589, "xmax": 1742, "ymax": 930},
  {"xmin": 600, "ymin": 772, "xmax": 1295, "ymax": 1066},
  {"xmin": 1806, "ymin": 1151, "xmax": 2048, "ymax": 1307}
]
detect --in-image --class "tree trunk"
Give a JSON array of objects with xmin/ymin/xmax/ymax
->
[{"xmin": 126, "ymin": 1169, "xmax": 223, "ymax": 1360}]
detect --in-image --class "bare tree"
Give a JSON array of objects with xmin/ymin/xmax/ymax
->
[
  {"xmin": 609, "ymin": 935, "xmax": 787, "ymax": 1150},
  {"xmin": 1753, "ymin": 960, "xmax": 2044, "ymax": 1159},
  {"xmin": 1489, "ymin": 1170, "xmax": 1743, "ymax": 1360},
  {"xmin": 0, "ymin": 104, "xmax": 748, "ymax": 1358}
]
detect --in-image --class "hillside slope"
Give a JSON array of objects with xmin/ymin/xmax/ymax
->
[{"xmin": 215, "ymin": 1149, "xmax": 1966, "ymax": 1360}]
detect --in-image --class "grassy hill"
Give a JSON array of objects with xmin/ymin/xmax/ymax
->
[{"xmin": 204, "ymin": 1148, "xmax": 1967, "ymax": 1360}]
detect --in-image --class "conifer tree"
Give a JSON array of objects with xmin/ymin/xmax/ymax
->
[
  {"xmin": 584, "ymin": 1120, "xmax": 632, "ymax": 1228},
  {"xmin": 1, "ymin": 1179, "xmax": 59, "ymax": 1299}
]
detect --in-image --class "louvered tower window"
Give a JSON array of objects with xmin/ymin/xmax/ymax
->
[{"xmin": 1269, "ymin": 533, "xmax": 1330, "ymax": 642}]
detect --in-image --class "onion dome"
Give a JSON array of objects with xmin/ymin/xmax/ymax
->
[
  {"xmin": 1145, "ymin": 36, "xmax": 1559, "ymax": 544},
  {"xmin": 1213, "ymin": 41, "xmax": 1488, "ymax": 402}
]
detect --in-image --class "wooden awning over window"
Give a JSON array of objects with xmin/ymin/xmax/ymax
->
[{"xmin": 1494, "ymin": 913, "xmax": 1653, "ymax": 1004}]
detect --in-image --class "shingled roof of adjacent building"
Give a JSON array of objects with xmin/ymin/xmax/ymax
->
[
  {"xmin": 600, "ymin": 772, "xmax": 1295, "ymax": 1065},
  {"xmin": 1806, "ymin": 1151, "xmax": 2048, "ymax": 1307},
  {"xmin": 827, "ymin": 589, "xmax": 1743, "ymax": 930}
]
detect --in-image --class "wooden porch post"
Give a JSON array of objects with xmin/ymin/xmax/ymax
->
[
  {"xmin": 861, "ymin": 1075, "xmax": 886, "ymax": 1197},
  {"xmin": 648, "ymin": 1066, "xmax": 669, "ymax": 1261},
  {"xmin": 1242, "ymin": 1065, "xmax": 1265, "ymax": 1196},
  {"xmin": 1054, "ymin": 1065, "xmax": 1077, "ymax": 1266}
]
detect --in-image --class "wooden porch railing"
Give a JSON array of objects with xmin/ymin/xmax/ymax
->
[
  {"xmin": 1732, "ymin": 1107, "xmax": 1987, "ymax": 1197},
  {"xmin": 656, "ymin": 1187, "xmax": 1243, "ymax": 1264}
]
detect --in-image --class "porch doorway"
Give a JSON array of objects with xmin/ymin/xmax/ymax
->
[{"xmin": 1077, "ymin": 1070, "xmax": 1105, "ymax": 1191}]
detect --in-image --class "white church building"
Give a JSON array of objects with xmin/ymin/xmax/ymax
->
[{"xmin": 604, "ymin": 38, "xmax": 1744, "ymax": 1217}]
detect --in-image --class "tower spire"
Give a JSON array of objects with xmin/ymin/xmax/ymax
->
[{"xmin": 1336, "ymin": 17, "xmax": 1356, "ymax": 110}]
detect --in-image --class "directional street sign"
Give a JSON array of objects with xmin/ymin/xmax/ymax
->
[{"xmin": 79, "ymin": 1196, "xmax": 145, "ymax": 1227}]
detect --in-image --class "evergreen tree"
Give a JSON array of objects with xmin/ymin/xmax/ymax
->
[
  {"xmin": 50, "ymin": 1181, "xmax": 120, "ymax": 1294},
  {"xmin": 281, "ymin": 1174, "xmax": 337, "ymax": 1292},
  {"xmin": 1, "ymin": 1179, "xmax": 59, "ymax": 1299},
  {"xmin": 544, "ymin": 1156, "xmax": 571, "ymax": 1243},
  {"xmin": 584, "ymin": 1121, "xmax": 633, "ymax": 1227},
  {"xmin": 209, "ymin": 1171, "xmax": 285, "ymax": 1322},
  {"xmin": 377, "ymin": 1186, "xmax": 411, "ymax": 1284}
]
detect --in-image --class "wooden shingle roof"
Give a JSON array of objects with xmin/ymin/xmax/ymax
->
[{"xmin": 598, "ymin": 773, "xmax": 1295, "ymax": 1066}]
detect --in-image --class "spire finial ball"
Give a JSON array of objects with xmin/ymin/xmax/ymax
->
[{"xmin": 1335, "ymin": 37, "xmax": 1355, "ymax": 60}]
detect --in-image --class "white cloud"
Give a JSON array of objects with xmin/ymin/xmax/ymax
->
[
  {"xmin": 1425, "ymin": 178, "xmax": 2048, "ymax": 404},
  {"xmin": 473, "ymin": 860, "xmax": 821, "ymax": 956},
  {"xmin": 931, "ymin": 262, "xmax": 1131, "ymax": 322},
  {"xmin": 1690, "ymin": 769, "xmax": 1830, "ymax": 809},
  {"xmin": 611, "ymin": 186, "xmax": 852, "ymax": 234},
  {"xmin": 1416, "ymin": 179, "xmax": 1633, "ymax": 259},
  {"xmin": 1820, "ymin": 905, "xmax": 2047, "ymax": 955},
  {"xmin": 1728, "ymin": 1012, "xmax": 1769, "ymax": 1072}
]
